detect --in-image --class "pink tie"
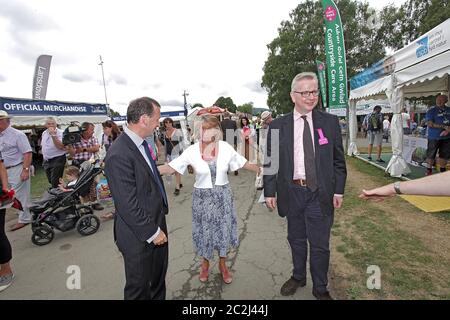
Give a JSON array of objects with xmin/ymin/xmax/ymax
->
[{"xmin": 148, "ymin": 145, "xmax": 156, "ymax": 160}]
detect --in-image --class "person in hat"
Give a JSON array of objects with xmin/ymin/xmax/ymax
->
[
  {"xmin": 0, "ymin": 111, "xmax": 33, "ymax": 231},
  {"xmin": 259, "ymin": 111, "xmax": 273, "ymax": 164}
]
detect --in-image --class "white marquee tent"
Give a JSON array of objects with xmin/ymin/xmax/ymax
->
[{"xmin": 348, "ymin": 18, "xmax": 450, "ymax": 177}]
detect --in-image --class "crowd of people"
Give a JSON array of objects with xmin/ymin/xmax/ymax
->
[{"xmin": 0, "ymin": 75, "xmax": 448, "ymax": 298}]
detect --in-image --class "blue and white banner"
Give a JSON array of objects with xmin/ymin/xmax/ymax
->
[{"xmin": 0, "ymin": 97, "xmax": 107, "ymax": 116}]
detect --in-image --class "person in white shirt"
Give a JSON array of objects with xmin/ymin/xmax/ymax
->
[
  {"xmin": 158, "ymin": 115, "xmax": 261, "ymax": 284},
  {"xmin": 0, "ymin": 111, "xmax": 33, "ymax": 231},
  {"xmin": 401, "ymin": 108, "xmax": 411, "ymax": 135},
  {"xmin": 382, "ymin": 115, "xmax": 390, "ymax": 142},
  {"xmin": 41, "ymin": 117, "xmax": 67, "ymax": 188}
]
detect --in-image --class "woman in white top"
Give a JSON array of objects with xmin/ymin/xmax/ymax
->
[{"xmin": 159, "ymin": 116, "xmax": 260, "ymax": 284}]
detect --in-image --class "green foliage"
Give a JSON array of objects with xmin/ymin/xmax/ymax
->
[
  {"xmin": 378, "ymin": 0, "xmax": 450, "ymax": 51},
  {"xmin": 237, "ymin": 102, "xmax": 253, "ymax": 115},
  {"xmin": 262, "ymin": 0, "xmax": 448, "ymax": 115},
  {"xmin": 109, "ymin": 107, "xmax": 121, "ymax": 116},
  {"xmin": 214, "ymin": 96, "xmax": 237, "ymax": 113},
  {"xmin": 262, "ymin": 0, "xmax": 386, "ymax": 115},
  {"xmin": 192, "ymin": 103, "xmax": 204, "ymax": 109}
]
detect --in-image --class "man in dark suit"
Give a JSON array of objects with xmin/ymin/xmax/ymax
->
[
  {"xmin": 263, "ymin": 72, "xmax": 347, "ymax": 300},
  {"xmin": 221, "ymin": 113, "xmax": 239, "ymax": 175},
  {"xmin": 104, "ymin": 97, "xmax": 169, "ymax": 300}
]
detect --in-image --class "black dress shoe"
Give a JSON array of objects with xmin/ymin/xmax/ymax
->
[
  {"xmin": 312, "ymin": 289, "xmax": 333, "ymax": 300},
  {"xmin": 280, "ymin": 277, "xmax": 306, "ymax": 296},
  {"xmin": 91, "ymin": 203, "xmax": 104, "ymax": 211}
]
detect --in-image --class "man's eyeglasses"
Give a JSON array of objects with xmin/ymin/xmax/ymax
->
[{"xmin": 293, "ymin": 90, "xmax": 320, "ymax": 97}]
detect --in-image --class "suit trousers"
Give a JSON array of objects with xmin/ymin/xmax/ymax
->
[
  {"xmin": 43, "ymin": 154, "xmax": 66, "ymax": 188},
  {"xmin": 119, "ymin": 219, "xmax": 169, "ymax": 300},
  {"xmin": 286, "ymin": 184, "xmax": 333, "ymax": 294}
]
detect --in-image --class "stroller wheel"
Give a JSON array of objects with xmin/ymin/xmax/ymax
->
[
  {"xmin": 31, "ymin": 225, "xmax": 55, "ymax": 246},
  {"xmin": 76, "ymin": 214, "xmax": 100, "ymax": 236}
]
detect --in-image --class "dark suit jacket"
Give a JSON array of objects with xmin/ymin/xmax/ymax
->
[
  {"xmin": 263, "ymin": 109, "xmax": 347, "ymax": 217},
  {"xmin": 104, "ymin": 132, "xmax": 168, "ymax": 252},
  {"xmin": 221, "ymin": 119, "xmax": 238, "ymax": 144}
]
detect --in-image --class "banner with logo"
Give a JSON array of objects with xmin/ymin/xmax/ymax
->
[
  {"xmin": 350, "ymin": 18, "xmax": 450, "ymax": 90},
  {"xmin": 32, "ymin": 55, "xmax": 52, "ymax": 99},
  {"xmin": 0, "ymin": 97, "xmax": 107, "ymax": 116},
  {"xmin": 322, "ymin": 0, "xmax": 348, "ymax": 116},
  {"xmin": 316, "ymin": 60, "xmax": 327, "ymax": 109}
]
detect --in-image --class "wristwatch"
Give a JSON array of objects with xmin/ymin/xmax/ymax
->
[
  {"xmin": 23, "ymin": 167, "xmax": 29, "ymax": 171},
  {"xmin": 83, "ymin": 148, "xmax": 87, "ymax": 152},
  {"xmin": 393, "ymin": 182, "xmax": 402, "ymax": 194}
]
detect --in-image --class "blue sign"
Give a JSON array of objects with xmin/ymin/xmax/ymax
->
[
  {"xmin": 111, "ymin": 116, "xmax": 127, "ymax": 122},
  {"xmin": 0, "ymin": 97, "xmax": 107, "ymax": 116},
  {"xmin": 416, "ymin": 36, "xmax": 429, "ymax": 58}
]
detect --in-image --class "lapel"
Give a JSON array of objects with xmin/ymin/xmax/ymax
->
[
  {"xmin": 285, "ymin": 112, "xmax": 294, "ymax": 173},
  {"xmin": 122, "ymin": 133, "xmax": 159, "ymax": 186}
]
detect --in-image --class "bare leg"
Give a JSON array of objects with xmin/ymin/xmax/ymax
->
[
  {"xmin": 0, "ymin": 262, "xmax": 12, "ymax": 276},
  {"xmin": 368, "ymin": 144, "xmax": 373, "ymax": 158}
]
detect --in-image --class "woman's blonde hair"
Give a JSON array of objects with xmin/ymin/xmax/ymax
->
[{"xmin": 194, "ymin": 115, "xmax": 223, "ymax": 141}]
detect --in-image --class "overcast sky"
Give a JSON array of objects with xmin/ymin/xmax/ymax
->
[{"xmin": 0, "ymin": 0, "xmax": 407, "ymax": 115}]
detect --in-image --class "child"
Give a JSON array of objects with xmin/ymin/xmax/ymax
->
[{"xmin": 58, "ymin": 166, "xmax": 80, "ymax": 192}]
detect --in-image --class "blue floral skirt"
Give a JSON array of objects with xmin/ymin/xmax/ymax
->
[{"xmin": 191, "ymin": 164, "xmax": 238, "ymax": 259}]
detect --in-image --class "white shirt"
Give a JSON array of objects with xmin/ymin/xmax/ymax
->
[
  {"xmin": 0, "ymin": 126, "xmax": 32, "ymax": 167},
  {"xmin": 293, "ymin": 109, "xmax": 314, "ymax": 180},
  {"xmin": 401, "ymin": 112, "xmax": 410, "ymax": 128},
  {"xmin": 41, "ymin": 128, "xmax": 66, "ymax": 160},
  {"xmin": 123, "ymin": 125, "xmax": 160, "ymax": 243},
  {"xmin": 383, "ymin": 119, "xmax": 390, "ymax": 130},
  {"xmin": 169, "ymin": 141, "xmax": 247, "ymax": 188}
]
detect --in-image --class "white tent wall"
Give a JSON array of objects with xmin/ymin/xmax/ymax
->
[
  {"xmin": 347, "ymin": 100, "xmax": 358, "ymax": 156},
  {"xmin": 385, "ymin": 81, "xmax": 411, "ymax": 177},
  {"xmin": 348, "ymin": 18, "xmax": 450, "ymax": 177}
]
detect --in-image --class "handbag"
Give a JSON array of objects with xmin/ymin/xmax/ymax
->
[{"xmin": 255, "ymin": 173, "xmax": 263, "ymax": 190}]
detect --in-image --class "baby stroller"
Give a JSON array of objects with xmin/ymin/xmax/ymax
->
[{"xmin": 30, "ymin": 161, "xmax": 103, "ymax": 246}]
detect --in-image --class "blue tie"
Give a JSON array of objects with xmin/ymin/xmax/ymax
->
[{"xmin": 142, "ymin": 140, "xmax": 168, "ymax": 206}]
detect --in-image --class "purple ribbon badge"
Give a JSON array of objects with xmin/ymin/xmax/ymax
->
[{"xmin": 317, "ymin": 128, "xmax": 329, "ymax": 145}]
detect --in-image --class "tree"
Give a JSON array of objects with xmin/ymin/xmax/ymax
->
[
  {"xmin": 109, "ymin": 107, "xmax": 120, "ymax": 116},
  {"xmin": 214, "ymin": 96, "xmax": 237, "ymax": 113},
  {"xmin": 262, "ymin": 0, "xmax": 387, "ymax": 114},
  {"xmin": 192, "ymin": 103, "xmax": 204, "ymax": 109},
  {"xmin": 237, "ymin": 102, "xmax": 253, "ymax": 115},
  {"xmin": 378, "ymin": 0, "xmax": 450, "ymax": 51}
]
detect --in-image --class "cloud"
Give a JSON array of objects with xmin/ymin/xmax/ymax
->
[
  {"xmin": 142, "ymin": 83, "xmax": 162, "ymax": 91},
  {"xmin": 0, "ymin": 0, "xmax": 59, "ymax": 63},
  {"xmin": 0, "ymin": 74, "xmax": 6, "ymax": 82},
  {"xmin": 244, "ymin": 81, "xmax": 265, "ymax": 93},
  {"xmin": 217, "ymin": 91, "xmax": 229, "ymax": 97},
  {"xmin": 62, "ymin": 73, "xmax": 93, "ymax": 83},
  {"xmin": 160, "ymin": 99, "xmax": 183, "ymax": 106},
  {"xmin": 109, "ymin": 74, "xmax": 127, "ymax": 85},
  {"xmin": 198, "ymin": 83, "xmax": 212, "ymax": 89}
]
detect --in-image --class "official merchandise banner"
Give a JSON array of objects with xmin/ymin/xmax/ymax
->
[
  {"xmin": 350, "ymin": 18, "xmax": 450, "ymax": 90},
  {"xmin": 0, "ymin": 97, "xmax": 107, "ymax": 116},
  {"xmin": 322, "ymin": 0, "xmax": 348, "ymax": 115}
]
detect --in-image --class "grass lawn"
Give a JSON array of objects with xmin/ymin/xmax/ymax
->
[
  {"xmin": 330, "ymin": 156, "xmax": 450, "ymax": 300},
  {"xmin": 31, "ymin": 166, "xmax": 50, "ymax": 199}
]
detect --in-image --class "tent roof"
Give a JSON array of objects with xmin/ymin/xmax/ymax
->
[{"xmin": 349, "ymin": 18, "xmax": 450, "ymax": 101}]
